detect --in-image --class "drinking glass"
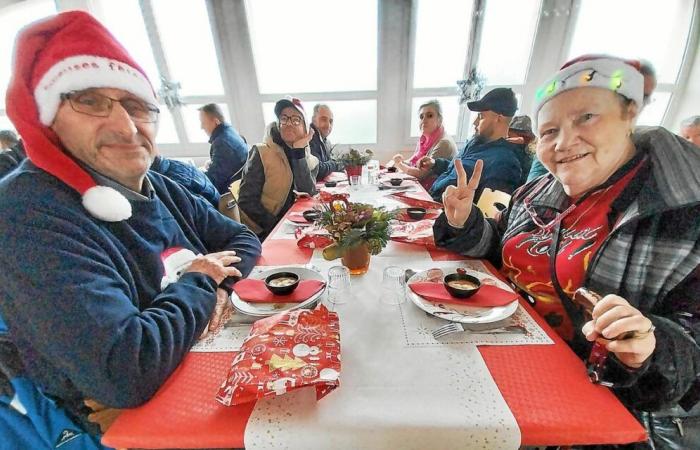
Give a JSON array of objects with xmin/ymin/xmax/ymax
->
[
  {"xmin": 327, "ymin": 265, "xmax": 351, "ymax": 304},
  {"xmin": 381, "ymin": 266, "xmax": 406, "ymax": 305}
]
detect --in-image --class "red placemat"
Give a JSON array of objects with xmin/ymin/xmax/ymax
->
[{"xmin": 102, "ymin": 352, "xmax": 251, "ymax": 449}]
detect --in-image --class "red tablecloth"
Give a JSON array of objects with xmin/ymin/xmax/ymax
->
[{"xmin": 103, "ymin": 175, "xmax": 646, "ymax": 449}]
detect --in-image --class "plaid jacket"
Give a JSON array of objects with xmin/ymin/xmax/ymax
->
[{"xmin": 435, "ymin": 127, "xmax": 700, "ymax": 413}]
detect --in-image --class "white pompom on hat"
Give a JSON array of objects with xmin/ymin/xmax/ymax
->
[{"xmin": 6, "ymin": 10, "xmax": 158, "ymax": 222}]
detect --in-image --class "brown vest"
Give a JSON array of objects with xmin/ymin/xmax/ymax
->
[{"xmin": 239, "ymin": 142, "xmax": 293, "ymax": 234}]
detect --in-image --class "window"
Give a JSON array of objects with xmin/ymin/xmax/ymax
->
[
  {"xmin": 0, "ymin": 0, "xmax": 56, "ymax": 102},
  {"xmin": 413, "ymin": 0, "xmax": 474, "ymax": 89},
  {"xmin": 637, "ymin": 92, "xmax": 672, "ymax": 126},
  {"xmin": 410, "ymin": 96, "xmax": 460, "ymax": 137},
  {"xmin": 568, "ymin": 0, "xmax": 693, "ymax": 84},
  {"xmin": 477, "ymin": 0, "xmax": 540, "ymax": 85},
  {"xmin": 97, "ymin": 0, "xmax": 161, "ymax": 90},
  {"xmin": 263, "ymin": 100, "xmax": 377, "ymax": 144},
  {"xmin": 246, "ymin": 0, "xmax": 377, "ymax": 93},
  {"xmin": 156, "ymin": 109, "xmax": 179, "ymax": 145},
  {"xmin": 151, "ymin": 0, "xmax": 224, "ymax": 96}
]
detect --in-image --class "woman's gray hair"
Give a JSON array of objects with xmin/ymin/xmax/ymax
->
[
  {"xmin": 418, "ymin": 99, "xmax": 442, "ymax": 118},
  {"xmin": 681, "ymin": 116, "xmax": 700, "ymax": 128}
]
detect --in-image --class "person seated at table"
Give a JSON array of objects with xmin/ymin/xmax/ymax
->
[
  {"xmin": 434, "ymin": 56, "xmax": 700, "ymax": 449},
  {"xmin": 420, "ymin": 88, "xmax": 524, "ymax": 202},
  {"xmin": 390, "ymin": 99, "xmax": 457, "ymax": 189},
  {"xmin": 238, "ymin": 97, "xmax": 319, "ymax": 239},
  {"xmin": 0, "ymin": 130, "xmax": 26, "ymax": 179},
  {"xmin": 0, "ymin": 11, "xmax": 262, "ymax": 443},
  {"xmin": 680, "ymin": 115, "xmax": 700, "ymax": 147},
  {"xmin": 200, "ymin": 103, "xmax": 249, "ymax": 194},
  {"xmin": 506, "ymin": 115, "xmax": 536, "ymax": 186},
  {"xmin": 310, "ymin": 103, "xmax": 344, "ymax": 181},
  {"xmin": 150, "ymin": 154, "xmax": 220, "ymax": 207}
]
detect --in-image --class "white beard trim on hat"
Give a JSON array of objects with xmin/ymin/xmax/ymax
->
[
  {"xmin": 82, "ymin": 185, "xmax": 132, "ymax": 222},
  {"xmin": 34, "ymin": 55, "xmax": 157, "ymax": 126}
]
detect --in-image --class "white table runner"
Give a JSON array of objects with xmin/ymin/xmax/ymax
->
[{"xmin": 244, "ymin": 255, "xmax": 520, "ymax": 450}]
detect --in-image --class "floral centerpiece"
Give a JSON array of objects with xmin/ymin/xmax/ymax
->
[
  {"xmin": 318, "ymin": 197, "xmax": 393, "ymax": 275},
  {"xmin": 335, "ymin": 148, "xmax": 373, "ymax": 178}
]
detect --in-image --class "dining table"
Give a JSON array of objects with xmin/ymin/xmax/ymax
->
[{"xmin": 102, "ymin": 171, "xmax": 647, "ymax": 449}]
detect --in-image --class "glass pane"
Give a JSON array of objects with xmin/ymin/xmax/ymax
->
[
  {"xmin": 97, "ymin": 0, "xmax": 161, "ymax": 90},
  {"xmin": 155, "ymin": 107, "xmax": 179, "ymax": 144},
  {"xmin": 0, "ymin": 0, "xmax": 56, "ymax": 100},
  {"xmin": 568, "ymin": 0, "xmax": 693, "ymax": 84},
  {"xmin": 637, "ymin": 91, "xmax": 671, "ymax": 126},
  {"xmin": 478, "ymin": 0, "xmax": 540, "ymax": 85},
  {"xmin": 246, "ymin": 0, "xmax": 377, "ymax": 93},
  {"xmin": 151, "ymin": 0, "xmax": 224, "ymax": 96},
  {"xmin": 0, "ymin": 115, "xmax": 16, "ymax": 132},
  {"xmin": 410, "ymin": 96, "xmax": 460, "ymax": 137},
  {"xmin": 182, "ymin": 103, "xmax": 232, "ymax": 143},
  {"xmin": 413, "ymin": 0, "xmax": 474, "ymax": 89},
  {"xmin": 262, "ymin": 100, "xmax": 377, "ymax": 144}
]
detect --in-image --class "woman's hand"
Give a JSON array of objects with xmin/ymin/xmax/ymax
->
[
  {"xmin": 293, "ymin": 127, "xmax": 315, "ymax": 149},
  {"xmin": 418, "ymin": 156, "xmax": 435, "ymax": 171},
  {"xmin": 184, "ymin": 251, "xmax": 241, "ymax": 285},
  {"xmin": 392, "ymin": 153, "xmax": 404, "ymax": 165},
  {"xmin": 442, "ymin": 159, "xmax": 483, "ymax": 228},
  {"xmin": 582, "ymin": 294, "xmax": 656, "ymax": 369}
]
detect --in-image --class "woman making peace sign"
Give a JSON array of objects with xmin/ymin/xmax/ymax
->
[{"xmin": 434, "ymin": 56, "xmax": 700, "ymax": 449}]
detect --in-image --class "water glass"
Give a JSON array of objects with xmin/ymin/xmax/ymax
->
[
  {"xmin": 350, "ymin": 175, "xmax": 361, "ymax": 189},
  {"xmin": 381, "ymin": 266, "xmax": 406, "ymax": 305},
  {"xmin": 327, "ymin": 265, "xmax": 351, "ymax": 304}
]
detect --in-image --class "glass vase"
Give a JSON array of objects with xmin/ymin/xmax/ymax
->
[{"xmin": 341, "ymin": 243, "xmax": 371, "ymax": 275}]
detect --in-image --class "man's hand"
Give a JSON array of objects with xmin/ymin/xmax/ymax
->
[
  {"xmin": 418, "ymin": 156, "xmax": 435, "ymax": 171},
  {"xmin": 200, "ymin": 288, "xmax": 233, "ymax": 340},
  {"xmin": 581, "ymin": 294, "xmax": 656, "ymax": 369},
  {"xmin": 84, "ymin": 399, "xmax": 122, "ymax": 433},
  {"xmin": 293, "ymin": 127, "xmax": 315, "ymax": 149},
  {"xmin": 184, "ymin": 251, "xmax": 241, "ymax": 285},
  {"xmin": 442, "ymin": 159, "xmax": 483, "ymax": 228}
]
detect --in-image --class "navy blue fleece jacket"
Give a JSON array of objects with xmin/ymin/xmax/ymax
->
[{"xmin": 0, "ymin": 160, "xmax": 261, "ymax": 425}]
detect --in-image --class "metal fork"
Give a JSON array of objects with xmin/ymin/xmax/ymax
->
[{"xmin": 431, "ymin": 322, "xmax": 527, "ymax": 340}]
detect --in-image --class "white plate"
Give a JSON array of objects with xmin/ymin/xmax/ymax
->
[
  {"xmin": 230, "ymin": 266, "xmax": 326, "ymax": 317},
  {"xmin": 407, "ymin": 268, "xmax": 518, "ymax": 324}
]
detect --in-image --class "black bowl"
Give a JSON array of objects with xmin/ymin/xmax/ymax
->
[
  {"xmin": 302, "ymin": 210, "xmax": 322, "ymax": 222},
  {"xmin": 443, "ymin": 273, "xmax": 481, "ymax": 299},
  {"xmin": 324, "ymin": 180, "xmax": 338, "ymax": 187},
  {"xmin": 389, "ymin": 178, "xmax": 403, "ymax": 186},
  {"xmin": 387, "ymin": 166, "xmax": 398, "ymax": 173},
  {"xmin": 406, "ymin": 207, "xmax": 426, "ymax": 220},
  {"xmin": 265, "ymin": 272, "xmax": 300, "ymax": 295}
]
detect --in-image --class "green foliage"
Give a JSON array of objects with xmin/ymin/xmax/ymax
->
[
  {"xmin": 334, "ymin": 148, "xmax": 373, "ymax": 167},
  {"xmin": 318, "ymin": 201, "xmax": 393, "ymax": 255}
]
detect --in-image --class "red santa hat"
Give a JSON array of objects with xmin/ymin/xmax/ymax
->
[{"xmin": 6, "ymin": 10, "xmax": 158, "ymax": 222}]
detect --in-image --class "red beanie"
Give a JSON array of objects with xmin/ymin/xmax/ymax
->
[{"xmin": 6, "ymin": 10, "xmax": 157, "ymax": 222}]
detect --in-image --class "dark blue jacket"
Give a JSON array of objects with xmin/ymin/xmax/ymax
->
[
  {"xmin": 151, "ymin": 155, "xmax": 220, "ymax": 207},
  {"xmin": 204, "ymin": 123, "xmax": 248, "ymax": 194},
  {"xmin": 0, "ymin": 160, "xmax": 261, "ymax": 434},
  {"xmin": 309, "ymin": 124, "xmax": 343, "ymax": 181},
  {"xmin": 429, "ymin": 137, "xmax": 524, "ymax": 201}
]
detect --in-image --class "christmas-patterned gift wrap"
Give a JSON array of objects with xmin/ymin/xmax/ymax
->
[{"xmin": 216, "ymin": 305, "xmax": 341, "ymax": 406}]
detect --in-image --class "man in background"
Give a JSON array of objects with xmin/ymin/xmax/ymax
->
[
  {"xmin": 680, "ymin": 116, "xmax": 700, "ymax": 147},
  {"xmin": 200, "ymin": 104, "xmax": 248, "ymax": 194},
  {"xmin": 309, "ymin": 103, "xmax": 344, "ymax": 180}
]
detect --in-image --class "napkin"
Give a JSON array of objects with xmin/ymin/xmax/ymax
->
[
  {"xmin": 216, "ymin": 305, "xmax": 341, "ymax": 406},
  {"xmin": 287, "ymin": 212, "xmax": 312, "ymax": 224},
  {"xmin": 233, "ymin": 279, "xmax": 326, "ymax": 303},
  {"xmin": 389, "ymin": 192, "xmax": 443, "ymax": 209},
  {"xmin": 408, "ymin": 282, "xmax": 518, "ymax": 307}
]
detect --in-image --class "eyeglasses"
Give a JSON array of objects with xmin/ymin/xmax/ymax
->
[
  {"xmin": 60, "ymin": 90, "xmax": 160, "ymax": 123},
  {"xmin": 279, "ymin": 115, "xmax": 303, "ymax": 126}
]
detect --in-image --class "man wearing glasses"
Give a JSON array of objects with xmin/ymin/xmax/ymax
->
[
  {"xmin": 0, "ymin": 11, "xmax": 261, "ymax": 444},
  {"xmin": 238, "ymin": 97, "xmax": 319, "ymax": 239}
]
